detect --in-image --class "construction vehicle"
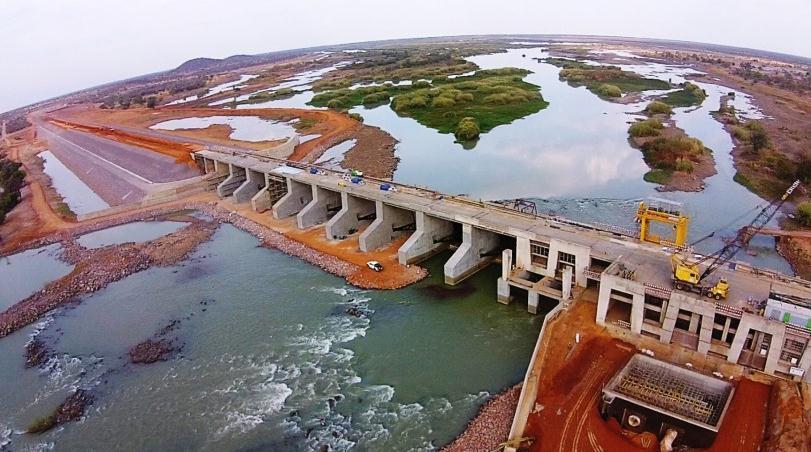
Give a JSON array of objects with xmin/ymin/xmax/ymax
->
[{"xmin": 670, "ymin": 180, "xmax": 801, "ymax": 299}]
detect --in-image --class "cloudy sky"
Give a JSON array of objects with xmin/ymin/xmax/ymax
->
[{"xmin": 2, "ymin": 0, "xmax": 809, "ymax": 113}]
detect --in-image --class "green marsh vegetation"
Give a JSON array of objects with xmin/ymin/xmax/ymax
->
[
  {"xmin": 309, "ymin": 68, "xmax": 548, "ymax": 139},
  {"xmin": 661, "ymin": 82, "xmax": 707, "ymax": 107},
  {"xmin": 544, "ymin": 58, "xmax": 670, "ymax": 98}
]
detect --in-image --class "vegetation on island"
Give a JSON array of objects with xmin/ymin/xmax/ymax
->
[
  {"xmin": 544, "ymin": 58, "xmax": 670, "ymax": 98},
  {"xmin": 0, "ymin": 159, "xmax": 25, "ymax": 224},
  {"xmin": 245, "ymin": 87, "xmax": 295, "ymax": 103},
  {"xmin": 628, "ymin": 101, "xmax": 713, "ymax": 190},
  {"xmin": 712, "ymin": 98, "xmax": 811, "ymax": 198},
  {"xmin": 660, "ymin": 82, "xmax": 707, "ymax": 107},
  {"xmin": 309, "ymin": 68, "xmax": 548, "ymax": 139}
]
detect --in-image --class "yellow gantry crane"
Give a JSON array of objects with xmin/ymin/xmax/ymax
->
[{"xmin": 635, "ymin": 198, "xmax": 690, "ymax": 248}]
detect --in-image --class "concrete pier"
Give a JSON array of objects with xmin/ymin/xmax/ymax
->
[
  {"xmin": 325, "ymin": 192, "xmax": 376, "ymax": 240},
  {"xmin": 273, "ymin": 179, "xmax": 313, "ymax": 219},
  {"xmin": 444, "ymin": 224, "xmax": 500, "ymax": 285},
  {"xmin": 217, "ymin": 164, "xmax": 246, "ymax": 198},
  {"xmin": 397, "ymin": 212, "xmax": 455, "ymax": 265},
  {"xmin": 233, "ymin": 168, "xmax": 265, "ymax": 204},
  {"xmin": 359, "ymin": 202, "xmax": 415, "ymax": 252},
  {"xmin": 297, "ymin": 185, "xmax": 341, "ymax": 229}
]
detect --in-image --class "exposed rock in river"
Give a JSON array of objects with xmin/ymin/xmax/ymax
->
[{"xmin": 26, "ymin": 390, "xmax": 93, "ymax": 434}]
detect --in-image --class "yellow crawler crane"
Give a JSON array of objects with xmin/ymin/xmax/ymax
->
[{"xmin": 670, "ymin": 180, "xmax": 801, "ymax": 299}]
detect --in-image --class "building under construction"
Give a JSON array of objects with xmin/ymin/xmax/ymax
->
[{"xmin": 601, "ymin": 354, "xmax": 735, "ymax": 448}]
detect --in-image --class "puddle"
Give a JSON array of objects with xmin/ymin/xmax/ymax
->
[
  {"xmin": 76, "ymin": 221, "xmax": 188, "ymax": 249},
  {"xmin": 150, "ymin": 116, "xmax": 297, "ymax": 142},
  {"xmin": 0, "ymin": 243, "xmax": 73, "ymax": 309},
  {"xmin": 314, "ymin": 139, "xmax": 356, "ymax": 169}
]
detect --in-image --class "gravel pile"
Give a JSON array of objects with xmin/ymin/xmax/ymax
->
[{"xmin": 442, "ymin": 384, "xmax": 522, "ymax": 452}]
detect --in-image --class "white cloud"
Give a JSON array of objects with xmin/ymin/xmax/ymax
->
[{"xmin": 1, "ymin": 0, "xmax": 809, "ymax": 112}]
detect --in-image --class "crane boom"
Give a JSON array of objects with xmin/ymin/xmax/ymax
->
[{"xmin": 697, "ymin": 179, "xmax": 800, "ymax": 280}]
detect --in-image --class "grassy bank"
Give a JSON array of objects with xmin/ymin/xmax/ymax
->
[
  {"xmin": 544, "ymin": 58, "xmax": 670, "ymax": 98},
  {"xmin": 309, "ymin": 68, "xmax": 548, "ymax": 139},
  {"xmin": 0, "ymin": 159, "xmax": 25, "ymax": 224},
  {"xmin": 661, "ymin": 82, "xmax": 707, "ymax": 107}
]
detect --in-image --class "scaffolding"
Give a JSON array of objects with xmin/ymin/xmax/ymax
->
[{"xmin": 604, "ymin": 354, "xmax": 733, "ymax": 430}]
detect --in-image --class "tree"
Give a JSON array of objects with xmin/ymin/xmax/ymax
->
[
  {"xmin": 797, "ymin": 202, "xmax": 811, "ymax": 227},
  {"xmin": 455, "ymin": 117, "xmax": 480, "ymax": 141},
  {"xmin": 146, "ymin": 97, "xmax": 157, "ymax": 109}
]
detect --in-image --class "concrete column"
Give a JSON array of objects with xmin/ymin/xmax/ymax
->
[
  {"xmin": 727, "ymin": 318, "xmax": 753, "ymax": 364},
  {"xmin": 397, "ymin": 212, "xmax": 454, "ymax": 265},
  {"xmin": 359, "ymin": 202, "xmax": 415, "ymax": 252},
  {"xmin": 688, "ymin": 313, "xmax": 700, "ymax": 334},
  {"xmin": 251, "ymin": 174, "xmax": 272, "ymax": 213},
  {"xmin": 233, "ymin": 168, "xmax": 265, "ymax": 204},
  {"xmin": 217, "ymin": 164, "xmax": 247, "ymax": 198},
  {"xmin": 296, "ymin": 186, "xmax": 341, "ymax": 229},
  {"xmin": 697, "ymin": 314, "xmax": 714, "ymax": 354},
  {"xmin": 203, "ymin": 158, "xmax": 215, "ymax": 173},
  {"xmin": 660, "ymin": 295, "xmax": 681, "ymax": 344},
  {"xmin": 630, "ymin": 293, "xmax": 645, "ymax": 334},
  {"xmin": 798, "ymin": 342, "xmax": 811, "ymax": 384},
  {"xmin": 764, "ymin": 328, "xmax": 786, "ymax": 374},
  {"xmin": 514, "ymin": 237, "xmax": 531, "ymax": 269},
  {"xmin": 562, "ymin": 266, "xmax": 573, "ymax": 301},
  {"xmin": 721, "ymin": 317, "xmax": 732, "ymax": 343},
  {"xmin": 596, "ymin": 276, "xmax": 613, "ymax": 325},
  {"xmin": 443, "ymin": 224, "xmax": 500, "ymax": 285},
  {"xmin": 325, "ymin": 192, "xmax": 376, "ymax": 240},
  {"xmin": 497, "ymin": 278, "xmax": 512, "ymax": 305},
  {"xmin": 528, "ymin": 290, "xmax": 539, "ymax": 315},
  {"xmin": 273, "ymin": 179, "xmax": 313, "ymax": 219}
]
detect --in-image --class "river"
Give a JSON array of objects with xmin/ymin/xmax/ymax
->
[{"xmin": 0, "ymin": 45, "xmax": 793, "ymax": 451}]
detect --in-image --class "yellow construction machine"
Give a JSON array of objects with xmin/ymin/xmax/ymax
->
[{"xmin": 670, "ymin": 180, "xmax": 801, "ymax": 299}]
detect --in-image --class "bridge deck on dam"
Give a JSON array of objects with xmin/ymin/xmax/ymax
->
[{"xmin": 194, "ymin": 148, "xmax": 811, "ymax": 308}]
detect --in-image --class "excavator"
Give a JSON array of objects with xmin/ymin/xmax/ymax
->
[{"xmin": 671, "ymin": 180, "xmax": 801, "ymax": 299}]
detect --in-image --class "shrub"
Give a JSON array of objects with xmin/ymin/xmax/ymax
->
[
  {"xmin": 361, "ymin": 92, "xmax": 389, "ymax": 105},
  {"xmin": 730, "ymin": 125, "xmax": 752, "ymax": 142},
  {"xmin": 596, "ymin": 84, "xmax": 622, "ymax": 97},
  {"xmin": 412, "ymin": 80, "xmax": 431, "ymax": 89},
  {"xmin": 797, "ymin": 202, "xmax": 811, "ymax": 227},
  {"xmin": 432, "ymin": 97, "xmax": 456, "ymax": 108},
  {"xmin": 628, "ymin": 119, "xmax": 664, "ymax": 137},
  {"xmin": 675, "ymin": 158, "xmax": 694, "ymax": 173},
  {"xmin": 455, "ymin": 117, "xmax": 480, "ymax": 141},
  {"xmin": 326, "ymin": 99, "xmax": 344, "ymax": 109},
  {"xmin": 746, "ymin": 121, "xmax": 769, "ymax": 151},
  {"xmin": 645, "ymin": 101, "xmax": 672, "ymax": 115},
  {"xmin": 349, "ymin": 113, "xmax": 364, "ymax": 123}
]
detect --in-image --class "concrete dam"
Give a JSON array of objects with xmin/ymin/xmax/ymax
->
[{"xmin": 193, "ymin": 148, "xmax": 811, "ymax": 386}]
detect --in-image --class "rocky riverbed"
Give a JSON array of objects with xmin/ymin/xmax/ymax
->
[
  {"xmin": 442, "ymin": 383, "xmax": 522, "ymax": 452},
  {"xmin": 0, "ymin": 219, "xmax": 217, "ymax": 338}
]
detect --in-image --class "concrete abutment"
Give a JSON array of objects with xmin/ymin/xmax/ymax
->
[
  {"xmin": 296, "ymin": 185, "xmax": 342, "ymax": 229},
  {"xmin": 217, "ymin": 164, "xmax": 247, "ymax": 198},
  {"xmin": 443, "ymin": 224, "xmax": 500, "ymax": 285},
  {"xmin": 325, "ymin": 192, "xmax": 377, "ymax": 240},
  {"xmin": 359, "ymin": 202, "xmax": 416, "ymax": 251},
  {"xmin": 272, "ymin": 179, "xmax": 313, "ymax": 219},
  {"xmin": 397, "ymin": 212, "xmax": 455, "ymax": 265}
]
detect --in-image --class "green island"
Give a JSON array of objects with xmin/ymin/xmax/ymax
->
[
  {"xmin": 660, "ymin": 82, "xmax": 707, "ymax": 107},
  {"xmin": 628, "ymin": 101, "xmax": 714, "ymax": 190},
  {"xmin": 309, "ymin": 68, "xmax": 548, "ymax": 141},
  {"xmin": 244, "ymin": 87, "xmax": 296, "ymax": 103},
  {"xmin": 543, "ymin": 58, "xmax": 670, "ymax": 98}
]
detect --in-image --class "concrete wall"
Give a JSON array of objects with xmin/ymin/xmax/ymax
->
[
  {"xmin": 273, "ymin": 178, "xmax": 313, "ymax": 219},
  {"xmin": 233, "ymin": 168, "xmax": 266, "ymax": 204},
  {"xmin": 397, "ymin": 212, "xmax": 455, "ymax": 265},
  {"xmin": 325, "ymin": 192, "xmax": 376, "ymax": 240},
  {"xmin": 217, "ymin": 164, "xmax": 247, "ymax": 198},
  {"xmin": 444, "ymin": 224, "xmax": 500, "ymax": 285},
  {"xmin": 359, "ymin": 201, "xmax": 416, "ymax": 252},
  {"xmin": 296, "ymin": 185, "xmax": 341, "ymax": 229}
]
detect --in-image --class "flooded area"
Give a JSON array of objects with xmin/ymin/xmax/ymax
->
[
  {"xmin": 76, "ymin": 221, "xmax": 188, "ymax": 249},
  {"xmin": 203, "ymin": 74, "xmax": 259, "ymax": 98},
  {"xmin": 150, "ymin": 116, "xmax": 298, "ymax": 142},
  {"xmin": 40, "ymin": 150, "xmax": 109, "ymax": 215},
  {"xmin": 0, "ymin": 225, "xmax": 542, "ymax": 451},
  {"xmin": 0, "ymin": 244, "xmax": 72, "ymax": 309},
  {"xmin": 314, "ymin": 139, "xmax": 356, "ymax": 169}
]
